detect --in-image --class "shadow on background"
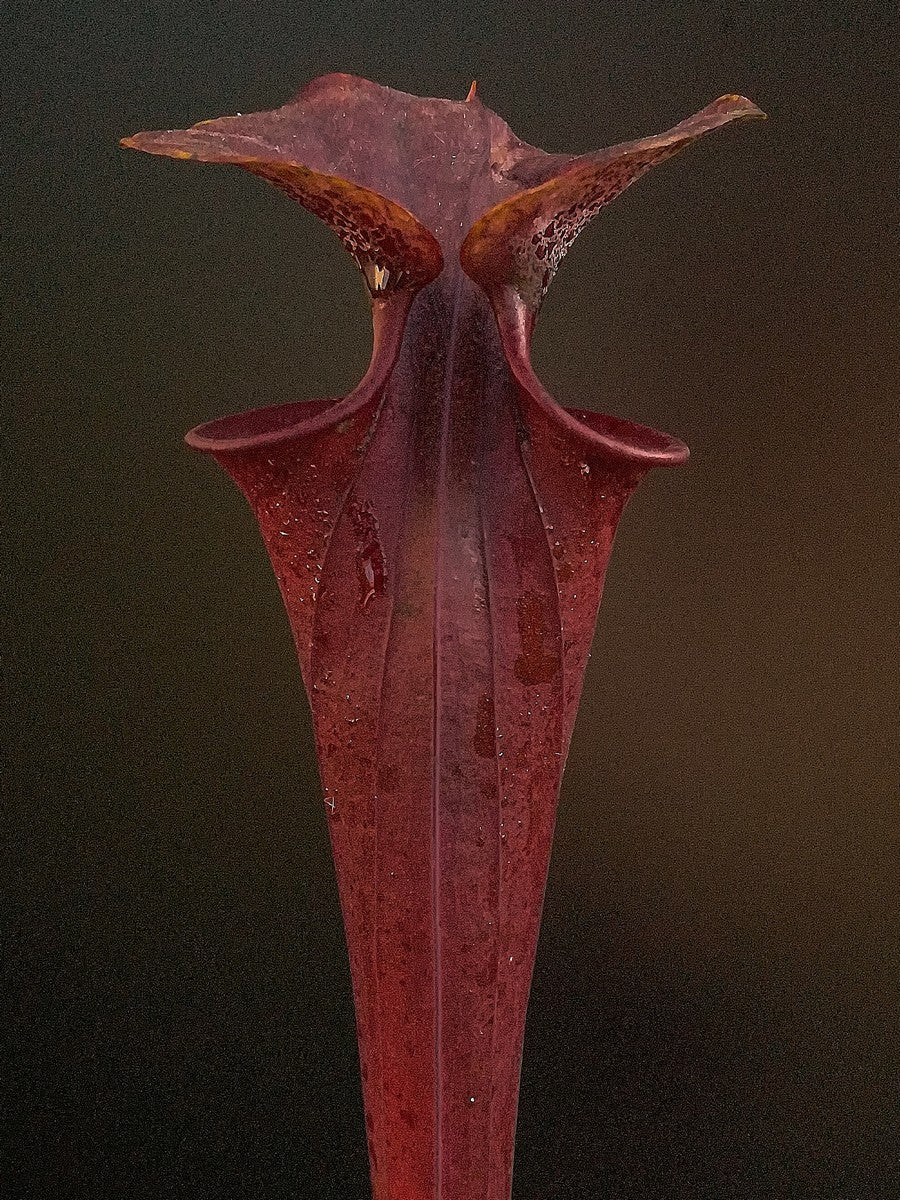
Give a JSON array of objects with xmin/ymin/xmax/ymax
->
[{"xmin": 3, "ymin": 1, "xmax": 897, "ymax": 1196}]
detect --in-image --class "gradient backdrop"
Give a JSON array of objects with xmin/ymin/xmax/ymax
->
[{"xmin": 4, "ymin": 1, "xmax": 898, "ymax": 1196}]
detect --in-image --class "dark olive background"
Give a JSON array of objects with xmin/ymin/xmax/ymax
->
[{"xmin": 3, "ymin": 1, "xmax": 898, "ymax": 1197}]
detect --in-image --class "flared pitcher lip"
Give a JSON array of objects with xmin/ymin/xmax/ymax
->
[
  {"xmin": 184, "ymin": 397, "xmax": 342, "ymax": 453},
  {"xmin": 184, "ymin": 395, "xmax": 689, "ymax": 466}
]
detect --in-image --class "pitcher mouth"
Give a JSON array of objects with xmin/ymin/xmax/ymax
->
[{"xmin": 186, "ymin": 393, "xmax": 688, "ymax": 469}]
